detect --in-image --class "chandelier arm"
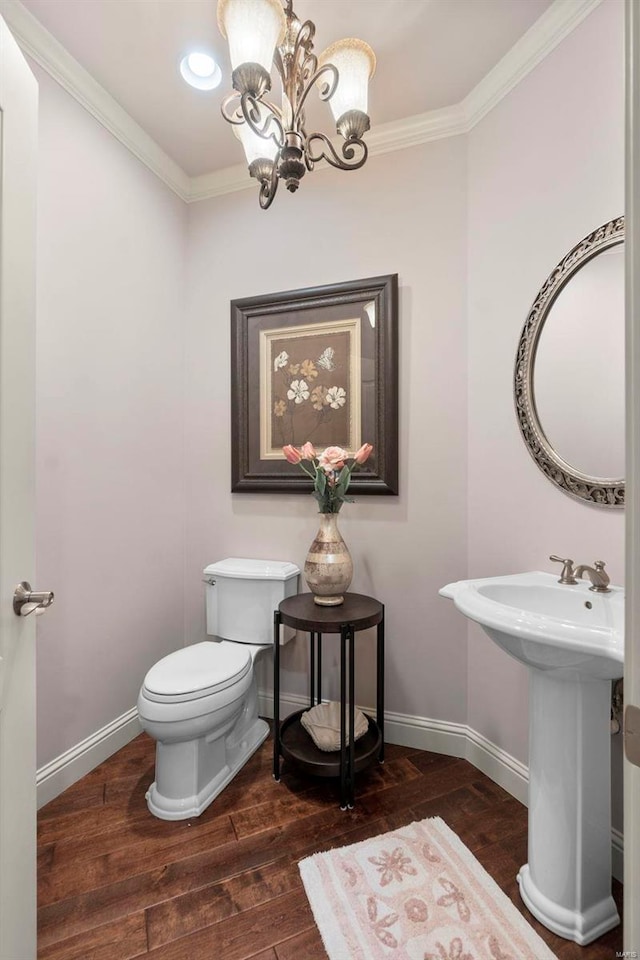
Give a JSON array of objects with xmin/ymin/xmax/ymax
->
[
  {"xmin": 297, "ymin": 126, "xmax": 314, "ymax": 172},
  {"xmin": 300, "ymin": 50, "xmax": 318, "ymax": 88},
  {"xmin": 261, "ymin": 98, "xmax": 284, "ymax": 122},
  {"xmin": 221, "ymin": 91, "xmax": 283, "ymax": 128},
  {"xmin": 277, "ymin": 20, "xmax": 317, "ymax": 115},
  {"xmin": 221, "ymin": 92, "xmax": 245, "ymax": 125},
  {"xmin": 292, "ymin": 20, "xmax": 316, "ymax": 68},
  {"xmin": 239, "ymin": 92, "xmax": 286, "ymax": 148},
  {"xmin": 304, "ymin": 148, "xmax": 315, "ymax": 173},
  {"xmin": 292, "ymin": 64, "xmax": 339, "ymax": 127},
  {"xmin": 258, "ymin": 160, "xmax": 279, "ymax": 210},
  {"xmin": 306, "ymin": 132, "xmax": 368, "ymax": 171}
]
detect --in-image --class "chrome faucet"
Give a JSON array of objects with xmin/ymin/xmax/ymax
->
[{"xmin": 574, "ymin": 560, "xmax": 610, "ymax": 593}]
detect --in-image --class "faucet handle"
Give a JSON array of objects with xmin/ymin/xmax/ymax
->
[
  {"xmin": 593, "ymin": 560, "xmax": 610, "ymax": 584},
  {"xmin": 550, "ymin": 555, "xmax": 578, "ymax": 585}
]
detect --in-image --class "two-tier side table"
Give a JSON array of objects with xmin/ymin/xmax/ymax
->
[{"xmin": 272, "ymin": 592, "xmax": 385, "ymax": 810}]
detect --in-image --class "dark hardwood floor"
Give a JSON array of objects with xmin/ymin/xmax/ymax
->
[{"xmin": 37, "ymin": 731, "xmax": 623, "ymax": 959}]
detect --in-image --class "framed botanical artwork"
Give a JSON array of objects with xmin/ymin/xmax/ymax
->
[{"xmin": 230, "ymin": 274, "xmax": 398, "ymax": 494}]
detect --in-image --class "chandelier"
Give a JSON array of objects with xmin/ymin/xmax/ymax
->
[{"xmin": 217, "ymin": 0, "xmax": 376, "ymax": 209}]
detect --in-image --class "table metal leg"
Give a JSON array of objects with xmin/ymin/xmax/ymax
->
[
  {"xmin": 310, "ymin": 631, "xmax": 316, "ymax": 707},
  {"xmin": 317, "ymin": 633, "xmax": 322, "ymax": 704},
  {"xmin": 348, "ymin": 624, "xmax": 355, "ymax": 808},
  {"xmin": 273, "ymin": 610, "xmax": 281, "ymax": 781},
  {"xmin": 340, "ymin": 625, "xmax": 347, "ymax": 810},
  {"xmin": 377, "ymin": 609, "xmax": 385, "ymax": 763}
]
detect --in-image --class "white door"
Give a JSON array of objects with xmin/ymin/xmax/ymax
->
[
  {"xmin": 0, "ymin": 16, "xmax": 38, "ymax": 960},
  {"xmin": 626, "ymin": 0, "xmax": 640, "ymax": 951}
]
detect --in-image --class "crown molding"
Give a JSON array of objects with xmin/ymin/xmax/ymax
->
[
  {"xmin": 0, "ymin": 0, "xmax": 191, "ymax": 201},
  {"xmin": 1, "ymin": 0, "xmax": 601, "ymax": 206},
  {"xmin": 369, "ymin": 103, "xmax": 468, "ymax": 154}
]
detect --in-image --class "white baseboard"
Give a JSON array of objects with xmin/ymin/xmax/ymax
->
[
  {"xmin": 258, "ymin": 689, "xmax": 621, "ymax": 881},
  {"xmin": 464, "ymin": 723, "xmax": 529, "ymax": 806},
  {"xmin": 36, "ymin": 706, "xmax": 142, "ymax": 809}
]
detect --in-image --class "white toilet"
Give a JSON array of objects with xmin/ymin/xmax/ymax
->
[{"xmin": 137, "ymin": 557, "xmax": 299, "ymax": 820}]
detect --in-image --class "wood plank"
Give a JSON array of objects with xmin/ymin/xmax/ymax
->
[
  {"xmin": 409, "ymin": 781, "xmax": 513, "ymax": 827},
  {"xmin": 447, "ymin": 795, "xmax": 528, "ymax": 853},
  {"xmin": 38, "ymin": 780, "xmax": 105, "ymax": 821},
  {"xmin": 401, "ymin": 750, "xmax": 462, "ymax": 774},
  {"xmin": 38, "ymin": 782, "xmax": 152, "ymax": 847},
  {"xmin": 144, "ymin": 891, "xmax": 315, "ymax": 960},
  {"xmin": 354, "ymin": 758, "xmax": 485, "ymax": 822},
  {"xmin": 467, "ymin": 834, "xmax": 526, "ymax": 890},
  {"xmin": 274, "ymin": 928, "xmax": 327, "ymax": 960},
  {"xmin": 37, "ymin": 843, "xmax": 56, "ymax": 875},
  {"xmin": 496, "ymin": 826, "xmax": 528, "ymax": 867},
  {"xmin": 230, "ymin": 755, "xmax": 421, "ymax": 838},
  {"xmin": 37, "ymin": 912, "xmax": 147, "ymax": 960},
  {"xmin": 146, "ymin": 858, "xmax": 304, "ymax": 949},
  {"xmin": 39, "ymin": 813, "xmax": 236, "ymax": 907},
  {"xmin": 48, "ymin": 806, "xmax": 234, "ymax": 870}
]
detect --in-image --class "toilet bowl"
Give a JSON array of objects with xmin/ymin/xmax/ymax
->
[{"xmin": 137, "ymin": 558, "xmax": 299, "ymax": 820}]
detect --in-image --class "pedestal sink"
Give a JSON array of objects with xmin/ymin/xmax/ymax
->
[{"xmin": 440, "ymin": 571, "xmax": 623, "ymax": 946}]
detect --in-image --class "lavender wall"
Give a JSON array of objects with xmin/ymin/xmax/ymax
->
[
  {"xmin": 467, "ymin": 0, "xmax": 624, "ymax": 814},
  {"xmin": 34, "ymin": 68, "xmax": 187, "ymax": 767},
  {"xmin": 184, "ymin": 140, "xmax": 469, "ymax": 722}
]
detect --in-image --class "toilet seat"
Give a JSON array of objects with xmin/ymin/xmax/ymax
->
[{"xmin": 142, "ymin": 641, "xmax": 251, "ymax": 704}]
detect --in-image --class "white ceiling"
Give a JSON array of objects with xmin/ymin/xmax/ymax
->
[{"xmin": 21, "ymin": 0, "xmax": 553, "ymax": 178}]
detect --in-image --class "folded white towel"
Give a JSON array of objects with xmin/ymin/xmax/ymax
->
[{"xmin": 300, "ymin": 701, "xmax": 369, "ymax": 752}]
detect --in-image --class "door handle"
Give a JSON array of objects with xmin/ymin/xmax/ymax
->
[{"xmin": 13, "ymin": 581, "xmax": 54, "ymax": 617}]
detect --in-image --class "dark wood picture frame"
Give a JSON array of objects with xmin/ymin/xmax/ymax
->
[{"xmin": 231, "ymin": 274, "xmax": 398, "ymax": 495}]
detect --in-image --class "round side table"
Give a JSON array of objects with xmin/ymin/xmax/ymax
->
[{"xmin": 273, "ymin": 592, "xmax": 385, "ymax": 809}]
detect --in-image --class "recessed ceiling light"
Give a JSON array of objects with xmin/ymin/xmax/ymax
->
[{"xmin": 180, "ymin": 52, "xmax": 222, "ymax": 91}]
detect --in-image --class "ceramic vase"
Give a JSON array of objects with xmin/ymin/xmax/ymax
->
[{"xmin": 304, "ymin": 512, "xmax": 353, "ymax": 606}]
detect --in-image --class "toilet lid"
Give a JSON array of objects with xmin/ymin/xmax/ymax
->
[{"xmin": 142, "ymin": 641, "xmax": 252, "ymax": 703}]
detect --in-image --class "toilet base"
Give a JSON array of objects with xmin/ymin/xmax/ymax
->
[{"xmin": 145, "ymin": 716, "xmax": 269, "ymax": 820}]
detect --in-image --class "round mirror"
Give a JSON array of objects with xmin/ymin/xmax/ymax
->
[{"xmin": 514, "ymin": 217, "xmax": 624, "ymax": 507}]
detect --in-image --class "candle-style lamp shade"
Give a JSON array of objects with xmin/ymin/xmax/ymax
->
[
  {"xmin": 217, "ymin": 0, "xmax": 286, "ymax": 71},
  {"xmin": 319, "ymin": 38, "xmax": 376, "ymax": 125}
]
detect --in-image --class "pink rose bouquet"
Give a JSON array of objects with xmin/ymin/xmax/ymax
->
[{"xmin": 282, "ymin": 442, "xmax": 373, "ymax": 513}]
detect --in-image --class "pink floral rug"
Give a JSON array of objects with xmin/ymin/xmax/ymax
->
[{"xmin": 298, "ymin": 816, "xmax": 557, "ymax": 960}]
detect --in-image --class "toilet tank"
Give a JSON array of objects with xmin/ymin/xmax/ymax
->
[{"xmin": 203, "ymin": 558, "xmax": 299, "ymax": 645}]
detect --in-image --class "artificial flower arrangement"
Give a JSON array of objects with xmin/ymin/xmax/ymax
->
[{"xmin": 282, "ymin": 442, "xmax": 373, "ymax": 513}]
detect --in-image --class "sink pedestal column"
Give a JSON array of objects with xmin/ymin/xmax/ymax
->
[{"xmin": 517, "ymin": 670, "xmax": 620, "ymax": 945}]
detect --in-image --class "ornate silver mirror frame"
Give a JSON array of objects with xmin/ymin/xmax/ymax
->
[{"xmin": 514, "ymin": 216, "xmax": 625, "ymax": 507}]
